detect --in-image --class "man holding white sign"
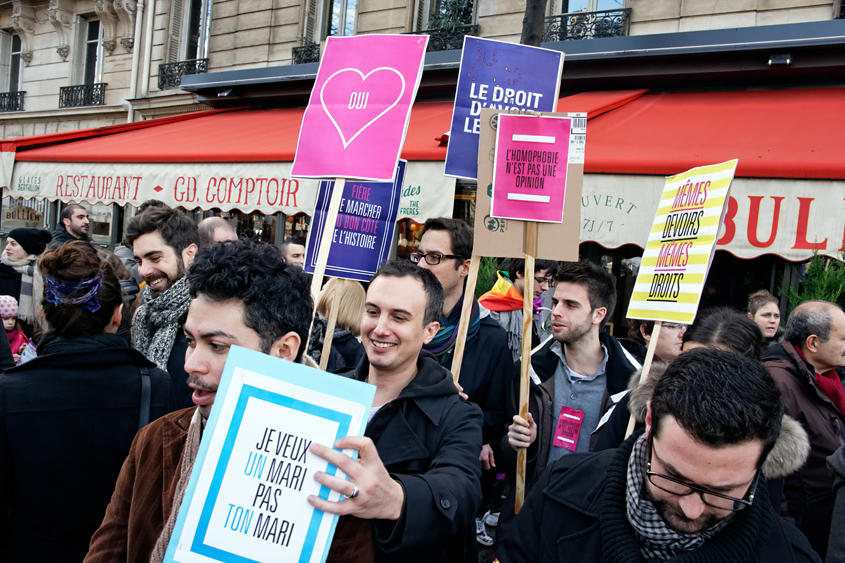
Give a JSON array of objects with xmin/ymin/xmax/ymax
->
[
  {"xmin": 309, "ymin": 260, "xmax": 484, "ymax": 563},
  {"xmin": 85, "ymin": 240, "xmax": 315, "ymax": 563}
]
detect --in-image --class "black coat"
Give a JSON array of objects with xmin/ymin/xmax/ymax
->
[
  {"xmin": 0, "ymin": 263, "xmax": 22, "ymax": 301},
  {"xmin": 344, "ymin": 351, "xmax": 483, "ymax": 563},
  {"xmin": 435, "ymin": 315, "xmax": 513, "ymax": 444},
  {"xmin": 498, "ymin": 433, "xmax": 821, "ymax": 563},
  {"xmin": 47, "ymin": 225, "xmax": 88, "ymax": 249},
  {"xmin": 167, "ymin": 323, "xmax": 194, "ymax": 409},
  {"xmin": 0, "ymin": 333, "xmax": 177, "ymax": 562}
]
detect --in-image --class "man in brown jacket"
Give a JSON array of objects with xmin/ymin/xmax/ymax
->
[
  {"xmin": 85, "ymin": 239, "xmax": 315, "ymax": 563},
  {"xmin": 763, "ymin": 300, "xmax": 845, "ymax": 559}
]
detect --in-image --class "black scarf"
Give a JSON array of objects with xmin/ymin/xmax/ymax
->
[{"xmin": 600, "ymin": 431, "xmax": 773, "ymax": 563}]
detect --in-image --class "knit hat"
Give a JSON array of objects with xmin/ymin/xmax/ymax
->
[
  {"xmin": 0, "ymin": 295, "xmax": 18, "ymax": 318},
  {"xmin": 8, "ymin": 228, "xmax": 52, "ymax": 255}
]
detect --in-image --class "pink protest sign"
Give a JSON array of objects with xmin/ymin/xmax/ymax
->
[
  {"xmin": 491, "ymin": 114, "xmax": 572, "ymax": 223},
  {"xmin": 291, "ymin": 35, "xmax": 428, "ymax": 182}
]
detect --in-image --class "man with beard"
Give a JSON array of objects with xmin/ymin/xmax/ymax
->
[
  {"xmin": 124, "ymin": 205, "xmax": 198, "ymax": 407},
  {"xmin": 279, "ymin": 235, "xmax": 306, "ymax": 267},
  {"xmin": 48, "ymin": 203, "xmax": 90, "ymax": 249},
  {"xmin": 496, "ymin": 261, "xmax": 639, "ymax": 528},
  {"xmin": 85, "ymin": 239, "xmax": 315, "ymax": 563},
  {"xmin": 498, "ymin": 348, "xmax": 820, "ymax": 563}
]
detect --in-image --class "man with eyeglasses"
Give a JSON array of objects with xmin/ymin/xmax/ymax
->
[
  {"xmin": 498, "ymin": 348, "xmax": 820, "ymax": 563},
  {"xmin": 411, "ymin": 217, "xmax": 512, "ymax": 546},
  {"xmin": 480, "ymin": 258, "xmax": 559, "ymax": 363}
]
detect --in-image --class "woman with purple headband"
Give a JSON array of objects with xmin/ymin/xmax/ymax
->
[{"xmin": 0, "ymin": 241, "xmax": 178, "ymax": 562}]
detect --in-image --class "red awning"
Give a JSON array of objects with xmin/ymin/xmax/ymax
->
[{"xmin": 13, "ymin": 102, "xmax": 454, "ymax": 163}]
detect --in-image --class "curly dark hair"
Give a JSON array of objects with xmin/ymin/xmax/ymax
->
[
  {"xmin": 38, "ymin": 241, "xmax": 123, "ymax": 337},
  {"xmin": 186, "ymin": 239, "xmax": 313, "ymax": 360},
  {"xmin": 651, "ymin": 347, "xmax": 784, "ymax": 462},
  {"xmin": 123, "ymin": 204, "xmax": 198, "ymax": 257}
]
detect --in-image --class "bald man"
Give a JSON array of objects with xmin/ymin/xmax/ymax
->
[
  {"xmin": 197, "ymin": 217, "xmax": 238, "ymax": 249},
  {"xmin": 763, "ymin": 300, "xmax": 845, "ymax": 558}
]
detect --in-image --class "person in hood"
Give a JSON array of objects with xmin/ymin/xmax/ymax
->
[
  {"xmin": 85, "ymin": 239, "xmax": 315, "ymax": 563},
  {"xmin": 310, "ymin": 260, "xmax": 483, "ymax": 563},
  {"xmin": 480, "ymin": 258, "xmax": 558, "ymax": 363},
  {"xmin": 0, "ymin": 241, "xmax": 175, "ymax": 562},
  {"xmin": 47, "ymin": 203, "xmax": 90, "ymax": 249},
  {"xmin": 498, "ymin": 348, "xmax": 820, "ymax": 563}
]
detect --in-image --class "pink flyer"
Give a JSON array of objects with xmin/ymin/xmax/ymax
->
[
  {"xmin": 491, "ymin": 114, "xmax": 572, "ymax": 223},
  {"xmin": 291, "ymin": 35, "xmax": 428, "ymax": 182}
]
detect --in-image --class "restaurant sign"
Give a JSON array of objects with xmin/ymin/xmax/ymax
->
[
  {"xmin": 6, "ymin": 161, "xmax": 456, "ymax": 224},
  {"xmin": 581, "ymin": 174, "xmax": 845, "ymax": 262}
]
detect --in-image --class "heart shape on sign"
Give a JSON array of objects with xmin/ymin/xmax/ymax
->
[{"xmin": 319, "ymin": 67, "xmax": 406, "ymax": 149}]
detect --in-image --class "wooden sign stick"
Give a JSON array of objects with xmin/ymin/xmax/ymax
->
[
  {"xmin": 319, "ymin": 304, "xmax": 339, "ymax": 371},
  {"xmin": 515, "ymin": 222, "xmax": 539, "ymax": 514},
  {"xmin": 624, "ymin": 320, "xmax": 662, "ymax": 438},
  {"xmin": 450, "ymin": 255, "xmax": 481, "ymax": 383},
  {"xmin": 303, "ymin": 178, "xmax": 346, "ymax": 362}
]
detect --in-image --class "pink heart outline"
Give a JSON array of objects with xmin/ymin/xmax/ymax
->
[{"xmin": 319, "ymin": 67, "xmax": 406, "ymax": 149}]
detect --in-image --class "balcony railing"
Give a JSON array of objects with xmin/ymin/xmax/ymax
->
[
  {"xmin": 158, "ymin": 58, "xmax": 209, "ymax": 90},
  {"xmin": 412, "ymin": 24, "xmax": 480, "ymax": 52},
  {"xmin": 0, "ymin": 91, "xmax": 25, "ymax": 112},
  {"xmin": 59, "ymin": 83, "xmax": 107, "ymax": 108},
  {"xmin": 292, "ymin": 43, "xmax": 321, "ymax": 65},
  {"xmin": 543, "ymin": 8, "xmax": 631, "ymax": 42}
]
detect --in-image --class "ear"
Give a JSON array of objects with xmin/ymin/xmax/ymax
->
[
  {"xmin": 592, "ymin": 306, "xmax": 607, "ymax": 326},
  {"xmin": 645, "ymin": 401, "xmax": 653, "ymax": 435},
  {"xmin": 458, "ymin": 258, "xmax": 471, "ymax": 279},
  {"xmin": 182, "ymin": 243, "xmax": 198, "ymax": 268},
  {"xmin": 805, "ymin": 335, "xmax": 820, "ymax": 354},
  {"xmin": 62, "ymin": 217, "xmax": 70, "ymax": 228},
  {"xmin": 422, "ymin": 321, "xmax": 440, "ymax": 345},
  {"xmin": 112, "ymin": 304, "xmax": 123, "ymax": 327},
  {"xmin": 515, "ymin": 270, "xmax": 525, "ymax": 281},
  {"xmin": 268, "ymin": 331, "xmax": 302, "ymax": 362},
  {"xmin": 640, "ymin": 324, "xmax": 651, "ymax": 343},
  {"xmin": 747, "ymin": 312, "xmax": 754, "ymax": 320}
]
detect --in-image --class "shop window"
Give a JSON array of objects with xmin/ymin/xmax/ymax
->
[
  {"xmin": 86, "ymin": 203, "xmax": 113, "ymax": 244},
  {"xmin": 396, "ymin": 219, "xmax": 422, "ymax": 262}
]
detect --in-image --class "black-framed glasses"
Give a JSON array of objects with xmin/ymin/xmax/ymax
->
[
  {"xmin": 646, "ymin": 433, "xmax": 760, "ymax": 511},
  {"xmin": 534, "ymin": 276, "xmax": 554, "ymax": 286},
  {"xmin": 409, "ymin": 252, "xmax": 466, "ymax": 266}
]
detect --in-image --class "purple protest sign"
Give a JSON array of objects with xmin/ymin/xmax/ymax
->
[
  {"xmin": 444, "ymin": 37, "xmax": 564, "ymax": 181},
  {"xmin": 304, "ymin": 161, "xmax": 405, "ymax": 282}
]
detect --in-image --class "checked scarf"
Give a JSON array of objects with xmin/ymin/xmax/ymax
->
[
  {"xmin": 423, "ymin": 291, "xmax": 481, "ymax": 366},
  {"xmin": 625, "ymin": 433, "xmax": 731, "ymax": 560},
  {"xmin": 132, "ymin": 276, "xmax": 191, "ymax": 370}
]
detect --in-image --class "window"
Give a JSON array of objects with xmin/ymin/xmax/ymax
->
[
  {"xmin": 83, "ymin": 20, "xmax": 103, "ymax": 85},
  {"xmin": 168, "ymin": 0, "xmax": 211, "ymax": 63},
  {"xmin": 321, "ymin": 0, "xmax": 356, "ymax": 38},
  {"xmin": 0, "ymin": 31, "xmax": 22, "ymax": 93}
]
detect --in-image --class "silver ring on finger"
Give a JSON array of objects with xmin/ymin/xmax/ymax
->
[{"xmin": 344, "ymin": 484, "xmax": 359, "ymax": 499}]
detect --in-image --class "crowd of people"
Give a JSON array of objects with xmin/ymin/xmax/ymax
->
[{"xmin": 0, "ymin": 204, "xmax": 842, "ymax": 563}]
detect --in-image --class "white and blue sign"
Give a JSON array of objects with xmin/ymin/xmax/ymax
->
[
  {"xmin": 164, "ymin": 346, "xmax": 375, "ymax": 563},
  {"xmin": 304, "ymin": 160, "xmax": 405, "ymax": 282},
  {"xmin": 444, "ymin": 37, "xmax": 564, "ymax": 180}
]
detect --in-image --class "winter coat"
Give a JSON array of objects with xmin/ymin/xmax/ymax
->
[
  {"xmin": 342, "ymin": 351, "xmax": 483, "ymax": 563},
  {"xmin": 47, "ymin": 224, "xmax": 89, "ymax": 249},
  {"xmin": 0, "ymin": 333, "xmax": 176, "ymax": 562},
  {"xmin": 437, "ymin": 315, "xmax": 513, "ymax": 444},
  {"xmin": 308, "ymin": 317, "xmax": 365, "ymax": 374},
  {"xmin": 497, "ymin": 432, "xmax": 821, "ymax": 563},
  {"xmin": 0, "ymin": 263, "xmax": 22, "ymax": 301},
  {"xmin": 828, "ymin": 445, "xmax": 845, "ymax": 563},
  {"xmin": 591, "ymin": 362, "xmax": 811, "ymax": 513},
  {"xmin": 763, "ymin": 341, "xmax": 845, "ymax": 558}
]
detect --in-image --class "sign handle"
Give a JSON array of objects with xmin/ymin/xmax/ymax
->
[
  {"xmin": 303, "ymin": 178, "xmax": 346, "ymax": 363},
  {"xmin": 450, "ymin": 255, "xmax": 481, "ymax": 384},
  {"xmin": 624, "ymin": 320, "xmax": 662, "ymax": 438},
  {"xmin": 319, "ymin": 304, "xmax": 339, "ymax": 372},
  {"xmin": 515, "ymin": 222, "xmax": 539, "ymax": 514}
]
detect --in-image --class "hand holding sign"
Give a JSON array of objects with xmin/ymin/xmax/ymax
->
[
  {"xmin": 307, "ymin": 436, "xmax": 404, "ymax": 520},
  {"xmin": 507, "ymin": 413, "xmax": 537, "ymax": 449}
]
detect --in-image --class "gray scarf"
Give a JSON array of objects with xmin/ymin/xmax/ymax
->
[
  {"xmin": 625, "ymin": 433, "xmax": 731, "ymax": 560},
  {"xmin": 132, "ymin": 276, "xmax": 191, "ymax": 370}
]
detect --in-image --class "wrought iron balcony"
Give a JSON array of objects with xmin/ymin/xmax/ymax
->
[
  {"xmin": 0, "ymin": 91, "xmax": 24, "ymax": 112},
  {"xmin": 292, "ymin": 43, "xmax": 321, "ymax": 65},
  {"xmin": 412, "ymin": 24, "xmax": 480, "ymax": 52},
  {"xmin": 158, "ymin": 58, "xmax": 209, "ymax": 90},
  {"xmin": 59, "ymin": 83, "xmax": 107, "ymax": 108},
  {"xmin": 543, "ymin": 8, "xmax": 631, "ymax": 42}
]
